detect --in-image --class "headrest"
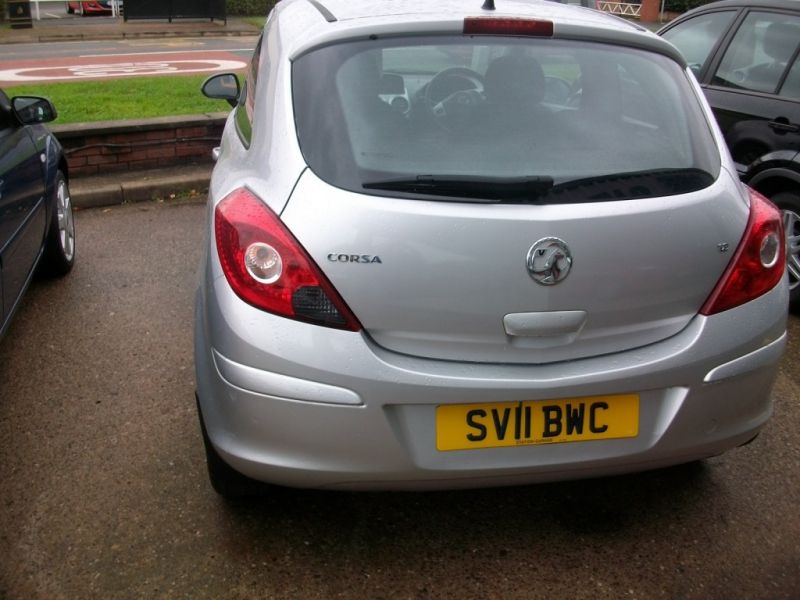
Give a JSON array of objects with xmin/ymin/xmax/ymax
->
[
  {"xmin": 484, "ymin": 55, "xmax": 546, "ymax": 106},
  {"xmin": 763, "ymin": 23, "xmax": 800, "ymax": 62}
]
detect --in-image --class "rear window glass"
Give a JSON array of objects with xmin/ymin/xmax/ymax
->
[{"xmin": 292, "ymin": 36, "xmax": 720, "ymax": 203}]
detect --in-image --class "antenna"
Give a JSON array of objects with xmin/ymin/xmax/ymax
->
[{"xmin": 482, "ymin": 0, "xmax": 496, "ymax": 10}]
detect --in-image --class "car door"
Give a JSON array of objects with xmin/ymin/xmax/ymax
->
[
  {"xmin": 701, "ymin": 9, "xmax": 800, "ymax": 165},
  {"xmin": 0, "ymin": 92, "xmax": 47, "ymax": 328}
]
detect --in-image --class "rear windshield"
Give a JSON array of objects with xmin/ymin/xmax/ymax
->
[{"xmin": 292, "ymin": 36, "xmax": 721, "ymax": 203}]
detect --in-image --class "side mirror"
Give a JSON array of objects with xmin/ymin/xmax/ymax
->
[
  {"xmin": 12, "ymin": 96, "xmax": 57, "ymax": 125},
  {"xmin": 202, "ymin": 73, "xmax": 241, "ymax": 108}
]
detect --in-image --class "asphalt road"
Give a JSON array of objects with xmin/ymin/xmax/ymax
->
[
  {"xmin": 0, "ymin": 37, "xmax": 257, "ymax": 85},
  {"xmin": 0, "ymin": 37, "xmax": 258, "ymax": 62},
  {"xmin": 0, "ymin": 201, "xmax": 798, "ymax": 599}
]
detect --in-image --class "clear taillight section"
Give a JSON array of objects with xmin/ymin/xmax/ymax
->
[
  {"xmin": 214, "ymin": 188, "xmax": 361, "ymax": 331},
  {"xmin": 701, "ymin": 188, "xmax": 786, "ymax": 315}
]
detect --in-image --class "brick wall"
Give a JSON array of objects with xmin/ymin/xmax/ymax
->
[{"xmin": 52, "ymin": 112, "xmax": 228, "ymax": 178}]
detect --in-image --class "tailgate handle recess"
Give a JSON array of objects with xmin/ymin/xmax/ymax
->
[{"xmin": 503, "ymin": 311, "xmax": 587, "ymax": 338}]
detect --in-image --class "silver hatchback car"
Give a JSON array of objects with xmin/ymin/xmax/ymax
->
[{"xmin": 196, "ymin": 0, "xmax": 788, "ymax": 496}]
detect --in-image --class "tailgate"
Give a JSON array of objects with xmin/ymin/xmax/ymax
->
[{"xmin": 281, "ymin": 169, "xmax": 747, "ymax": 364}]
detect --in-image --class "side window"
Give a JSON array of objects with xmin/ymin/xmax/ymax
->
[
  {"xmin": 712, "ymin": 12, "xmax": 800, "ymax": 94},
  {"xmin": 661, "ymin": 11, "xmax": 736, "ymax": 75},
  {"xmin": 779, "ymin": 56, "xmax": 800, "ymax": 100},
  {"xmin": 235, "ymin": 35, "xmax": 263, "ymax": 147},
  {"xmin": 0, "ymin": 91, "xmax": 14, "ymax": 133},
  {"xmin": 0, "ymin": 110, "xmax": 13, "ymax": 133}
]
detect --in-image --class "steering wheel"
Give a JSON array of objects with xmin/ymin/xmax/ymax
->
[{"xmin": 424, "ymin": 67, "xmax": 485, "ymax": 128}]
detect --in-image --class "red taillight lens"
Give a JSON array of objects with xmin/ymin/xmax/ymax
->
[
  {"xmin": 214, "ymin": 188, "xmax": 361, "ymax": 331},
  {"xmin": 463, "ymin": 17, "xmax": 554, "ymax": 37},
  {"xmin": 701, "ymin": 188, "xmax": 786, "ymax": 315}
]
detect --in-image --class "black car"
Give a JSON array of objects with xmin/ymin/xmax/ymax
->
[
  {"xmin": 659, "ymin": 0, "xmax": 799, "ymax": 309},
  {"xmin": 0, "ymin": 89, "xmax": 75, "ymax": 338}
]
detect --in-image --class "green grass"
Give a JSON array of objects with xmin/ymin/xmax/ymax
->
[
  {"xmin": 242, "ymin": 16, "xmax": 266, "ymax": 30},
  {"xmin": 6, "ymin": 75, "xmax": 235, "ymax": 124}
]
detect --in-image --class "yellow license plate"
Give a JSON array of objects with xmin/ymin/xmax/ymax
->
[{"xmin": 436, "ymin": 394, "xmax": 639, "ymax": 451}]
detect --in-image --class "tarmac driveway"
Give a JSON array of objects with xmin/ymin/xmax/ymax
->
[{"xmin": 0, "ymin": 200, "xmax": 798, "ymax": 598}]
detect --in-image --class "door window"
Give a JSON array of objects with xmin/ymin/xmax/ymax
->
[
  {"xmin": 0, "ymin": 91, "xmax": 14, "ymax": 133},
  {"xmin": 712, "ymin": 12, "xmax": 800, "ymax": 94},
  {"xmin": 661, "ymin": 11, "xmax": 736, "ymax": 75}
]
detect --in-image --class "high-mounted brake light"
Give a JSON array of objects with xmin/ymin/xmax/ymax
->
[
  {"xmin": 463, "ymin": 17, "xmax": 554, "ymax": 37},
  {"xmin": 701, "ymin": 188, "xmax": 786, "ymax": 315},
  {"xmin": 214, "ymin": 188, "xmax": 361, "ymax": 331}
]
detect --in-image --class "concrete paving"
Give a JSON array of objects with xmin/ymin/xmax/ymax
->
[{"xmin": 0, "ymin": 201, "xmax": 798, "ymax": 598}]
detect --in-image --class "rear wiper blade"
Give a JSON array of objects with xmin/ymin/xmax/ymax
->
[
  {"xmin": 362, "ymin": 175, "xmax": 554, "ymax": 201},
  {"xmin": 546, "ymin": 168, "xmax": 714, "ymax": 202}
]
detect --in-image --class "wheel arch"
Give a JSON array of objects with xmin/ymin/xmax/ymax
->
[{"xmin": 745, "ymin": 162, "xmax": 800, "ymax": 201}]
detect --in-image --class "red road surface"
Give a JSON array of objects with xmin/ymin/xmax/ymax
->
[{"xmin": 0, "ymin": 50, "xmax": 246, "ymax": 85}]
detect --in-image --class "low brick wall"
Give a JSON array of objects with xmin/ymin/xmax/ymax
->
[{"xmin": 52, "ymin": 112, "xmax": 228, "ymax": 178}]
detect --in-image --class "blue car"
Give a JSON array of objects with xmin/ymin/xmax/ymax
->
[{"xmin": 0, "ymin": 89, "xmax": 75, "ymax": 338}]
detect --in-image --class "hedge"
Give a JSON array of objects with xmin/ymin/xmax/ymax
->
[
  {"xmin": 664, "ymin": 0, "xmax": 715, "ymax": 13},
  {"xmin": 227, "ymin": 0, "xmax": 278, "ymax": 17}
]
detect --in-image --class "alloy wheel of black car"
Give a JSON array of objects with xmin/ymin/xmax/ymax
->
[
  {"xmin": 774, "ymin": 191, "xmax": 800, "ymax": 307},
  {"xmin": 41, "ymin": 171, "xmax": 76, "ymax": 277}
]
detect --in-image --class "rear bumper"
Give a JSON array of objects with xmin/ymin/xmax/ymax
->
[{"xmin": 195, "ymin": 274, "xmax": 788, "ymax": 491}]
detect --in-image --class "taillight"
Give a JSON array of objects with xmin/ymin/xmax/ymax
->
[
  {"xmin": 214, "ymin": 188, "xmax": 361, "ymax": 331},
  {"xmin": 701, "ymin": 188, "xmax": 786, "ymax": 315},
  {"xmin": 463, "ymin": 17, "xmax": 554, "ymax": 37}
]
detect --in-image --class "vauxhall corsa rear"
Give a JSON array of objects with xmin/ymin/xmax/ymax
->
[{"xmin": 195, "ymin": 0, "xmax": 788, "ymax": 496}]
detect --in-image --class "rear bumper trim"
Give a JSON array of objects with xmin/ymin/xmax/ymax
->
[
  {"xmin": 703, "ymin": 333, "xmax": 786, "ymax": 383},
  {"xmin": 212, "ymin": 348, "xmax": 363, "ymax": 406}
]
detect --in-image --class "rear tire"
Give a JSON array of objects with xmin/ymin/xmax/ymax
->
[
  {"xmin": 196, "ymin": 394, "xmax": 266, "ymax": 499},
  {"xmin": 772, "ymin": 191, "xmax": 800, "ymax": 312},
  {"xmin": 41, "ymin": 171, "xmax": 75, "ymax": 277},
  {"xmin": 66, "ymin": 3, "xmax": 74, "ymax": 14}
]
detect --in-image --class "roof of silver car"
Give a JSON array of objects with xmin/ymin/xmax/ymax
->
[
  {"xmin": 275, "ymin": 0, "xmax": 686, "ymax": 66},
  {"xmin": 307, "ymin": 0, "xmax": 596, "ymax": 21}
]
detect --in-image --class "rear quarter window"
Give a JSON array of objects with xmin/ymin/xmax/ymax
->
[{"xmin": 236, "ymin": 35, "xmax": 263, "ymax": 147}]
